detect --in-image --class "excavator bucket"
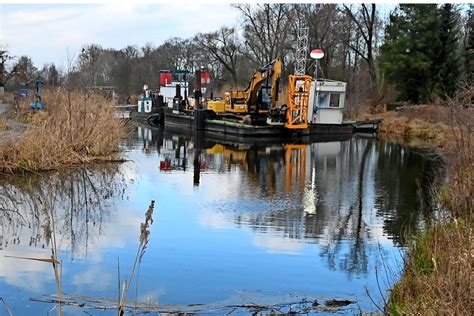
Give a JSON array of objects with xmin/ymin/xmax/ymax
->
[{"xmin": 285, "ymin": 75, "xmax": 312, "ymax": 129}]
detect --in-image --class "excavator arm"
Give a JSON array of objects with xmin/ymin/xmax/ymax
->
[
  {"xmin": 269, "ymin": 58, "xmax": 282, "ymax": 110},
  {"xmin": 244, "ymin": 57, "xmax": 282, "ymax": 111}
]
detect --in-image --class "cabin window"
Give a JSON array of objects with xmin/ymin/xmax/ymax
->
[
  {"xmin": 329, "ymin": 93, "xmax": 340, "ymax": 107},
  {"xmin": 317, "ymin": 92, "xmax": 329, "ymax": 108}
]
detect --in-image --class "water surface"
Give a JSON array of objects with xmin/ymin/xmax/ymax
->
[{"xmin": 0, "ymin": 126, "xmax": 439, "ymax": 314}]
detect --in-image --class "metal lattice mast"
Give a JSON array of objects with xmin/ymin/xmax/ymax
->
[{"xmin": 294, "ymin": 23, "xmax": 309, "ymax": 75}]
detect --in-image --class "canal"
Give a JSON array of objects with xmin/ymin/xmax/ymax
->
[{"xmin": 0, "ymin": 126, "xmax": 441, "ymax": 314}]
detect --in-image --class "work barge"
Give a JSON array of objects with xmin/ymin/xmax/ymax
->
[
  {"xmin": 131, "ymin": 62, "xmax": 380, "ymax": 139},
  {"xmin": 163, "ymin": 108, "xmax": 357, "ymax": 138}
]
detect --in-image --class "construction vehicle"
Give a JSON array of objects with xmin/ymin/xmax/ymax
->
[
  {"xmin": 207, "ymin": 58, "xmax": 282, "ymax": 115},
  {"xmin": 206, "ymin": 57, "xmax": 314, "ymax": 129}
]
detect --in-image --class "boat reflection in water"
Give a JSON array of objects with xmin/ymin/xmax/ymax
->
[
  {"xmin": 136, "ymin": 125, "xmax": 439, "ymax": 270},
  {"xmin": 0, "ymin": 124, "xmax": 441, "ymax": 314}
]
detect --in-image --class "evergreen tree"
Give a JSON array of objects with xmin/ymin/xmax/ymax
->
[
  {"xmin": 466, "ymin": 5, "xmax": 474, "ymax": 83},
  {"xmin": 379, "ymin": 4, "xmax": 440, "ymax": 104},
  {"xmin": 434, "ymin": 4, "xmax": 462, "ymax": 98}
]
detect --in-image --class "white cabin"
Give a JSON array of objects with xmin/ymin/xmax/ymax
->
[
  {"xmin": 160, "ymin": 82, "xmax": 187, "ymax": 108},
  {"xmin": 307, "ymin": 80, "xmax": 346, "ymax": 125},
  {"xmin": 138, "ymin": 87, "xmax": 153, "ymax": 113}
]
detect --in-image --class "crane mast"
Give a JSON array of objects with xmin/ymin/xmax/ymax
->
[{"xmin": 294, "ymin": 23, "xmax": 309, "ymax": 76}]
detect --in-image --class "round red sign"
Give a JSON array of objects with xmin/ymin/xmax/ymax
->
[{"xmin": 310, "ymin": 49, "xmax": 325, "ymax": 60}]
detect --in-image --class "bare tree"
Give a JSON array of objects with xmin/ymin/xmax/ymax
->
[
  {"xmin": 291, "ymin": 4, "xmax": 347, "ymax": 78},
  {"xmin": 343, "ymin": 4, "xmax": 379, "ymax": 96},
  {"xmin": 112, "ymin": 45, "xmax": 139, "ymax": 96},
  {"xmin": 39, "ymin": 63, "xmax": 61, "ymax": 87},
  {"xmin": 12, "ymin": 56, "xmax": 38, "ymax": 87},
  {"xmin": 77, "ymin": 44, "xmax": 103, "ymax": 86},
  {"xmin": 195, "ymin": 27, "xmax": 241, "ymax": 85},
  {"xmin": 0, "ymin": 48, "xmax": 18, "ymax": 91},
  {"xmin": 234, "ymin": 4, "xmax": 292, "ymax": 66}
]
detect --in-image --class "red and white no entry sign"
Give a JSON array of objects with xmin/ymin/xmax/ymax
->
[{"xmin": 310, "ymin": 49, "xmax": 325, "ymax": 60}]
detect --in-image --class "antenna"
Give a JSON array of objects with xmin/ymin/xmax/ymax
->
[{"xmin": 294, "ymin": 22, "xmax": 309, "ymax": 76}]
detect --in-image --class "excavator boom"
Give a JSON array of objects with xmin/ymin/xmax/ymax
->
[{"xmin": 245, "ymin": 58, "xmax": 282, "ymax": 108}]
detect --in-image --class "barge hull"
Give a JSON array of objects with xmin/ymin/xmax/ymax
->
[{"xmin": 164, "ymin": 110, "xmax": 353, "ymax": 138}]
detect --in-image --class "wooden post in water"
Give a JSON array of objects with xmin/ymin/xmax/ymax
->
[
  {"xmin": 193, "ymin": 70, "xmax": 204, "ymax": 185},
  {"xmin": 194, "ymin": 70, "xmax": 202, "ymax": 110},
  {"xmin": 194, "ymin": 70, "xmax": 206, "ymax": 131}
]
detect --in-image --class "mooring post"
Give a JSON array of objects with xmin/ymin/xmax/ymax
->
[
  {"xmin": 194, "ymin": 70, "xmax": 205, "ymax": 130},
  {"xmin": 194, "ymin": 70, "xmax": 202, "ymax": 110},
  {"xmin": 193, "ymin": 70, "xmax": 204, "ymax": 184}
]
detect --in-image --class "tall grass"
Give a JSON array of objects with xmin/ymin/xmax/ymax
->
[
  {"xmin": 0, "ymin": 88, "xmax": 126, "ymax": 173},
  {"xmin": 389, "ymin": 87, "xmax": 473, "ymax": 314},
  {"xmin": 0, "ymin": 116, "xmax": 8, "ymax": 131}
]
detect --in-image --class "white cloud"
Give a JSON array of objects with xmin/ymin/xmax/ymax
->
[
  {"xmin": 198, "ymin": 209, "xmax": 234, "ymax": 230},
  {"xmin": 0, "ymin": 3, "xmax": 239, "ymax": 67},
  {"xmin": 252, "ymin": 234, "xmax": 303, "ymax": 255}
]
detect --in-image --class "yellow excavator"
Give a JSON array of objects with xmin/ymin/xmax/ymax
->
[
  {"xmin": 207, "ymin": 58, "xmax": 282, "ymax": 115},
  {"xmin": 207, "ymin": 57, "xmax": 312, "ymax": 129}
]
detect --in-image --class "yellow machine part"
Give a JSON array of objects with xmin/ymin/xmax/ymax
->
[
  {"xmin": 224, "ymin": 91, "xmax": 249, "ymax": 113},
  {"xmin": 207, "ymin": 100, "xmax": 226, "ymax": 113},
  {"xmin": 285, "ymin": 75, "xmax": 313, "ymax": 129},
  {"xmin": 225, "ymin": 58, "xmax": 282, "ymax": 114}
]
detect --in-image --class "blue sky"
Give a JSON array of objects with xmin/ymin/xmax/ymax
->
[{"xmin": 0, "ymin": 3, "xmax": 240, "ymax": 69}]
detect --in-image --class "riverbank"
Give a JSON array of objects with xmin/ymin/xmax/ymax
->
[
  {"xmin": 364, "ymin": 89, "xmax": 473, "ymax": 314},
  {"xmin": 0, "ymin": 89, "xmax": 126, "ymax": 173}
]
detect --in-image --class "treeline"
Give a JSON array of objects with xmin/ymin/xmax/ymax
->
[{"xmin": 1, "ymin": 4, "xmax": 473, "ymax": 113}]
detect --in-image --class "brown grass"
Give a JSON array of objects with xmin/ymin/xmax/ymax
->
[
  {"xmin": 389, "ymin": 221, "xmax": 472, "ymax": 314},
  {"xmin": 361, "ymin": 104, "xmax": 458, "ymax": 147},
  {"xmin": 388, "ymin": 87, "xmax": 473, "ymax": 314},
  {"xmin": 0, "ymin": 116, "xmax": 8, "ymax": 131},
  {"xmin": 0, "ymin": 88, "xmax": 126, "ymax": 173}
]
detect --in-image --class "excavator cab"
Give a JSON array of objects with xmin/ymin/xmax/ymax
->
[{"xmin": 258, "ymin": 84, "xmax": 273, "ymax": 110}]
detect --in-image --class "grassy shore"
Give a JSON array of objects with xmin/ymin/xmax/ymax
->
[
  {"xmin": 0, "ymin": 89, "xmax": 126, "ymax": 173},
  {"xmin": 363, "ymin": 88, "xmax": 473, "ymax": 314}
]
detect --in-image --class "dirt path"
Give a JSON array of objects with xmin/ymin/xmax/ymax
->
[{"xmin": 0, "ymin": 102, "xmax": 28, "ymax": 145}]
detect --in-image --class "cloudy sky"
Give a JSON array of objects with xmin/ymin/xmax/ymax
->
[{"xmin": 0, "ymin": 2, "xmax": 240, "ymax": 69}]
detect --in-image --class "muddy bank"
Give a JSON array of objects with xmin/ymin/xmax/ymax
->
[
  {"xmin": 0, "ymin": 102, "xmax": 27, "ymax": 144},
  {"xmin": 0, "ymin": 118, "xmax": 28, "ymax": 145}
]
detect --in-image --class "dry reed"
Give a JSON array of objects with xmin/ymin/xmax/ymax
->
[
  {"xmin": 0, "ymin": 88, "xmax": 126, "ymax": 173},
  {"xmin": 118, "ymin": 200, "xmax": 155, "ymax": 315},
  {"xmin": 360, "ymin": 99, "xmax": 468, "ymax": 147},
  {"xmin": 389, "ymin": 87, "xmax": 473, "ymax": 314}
]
